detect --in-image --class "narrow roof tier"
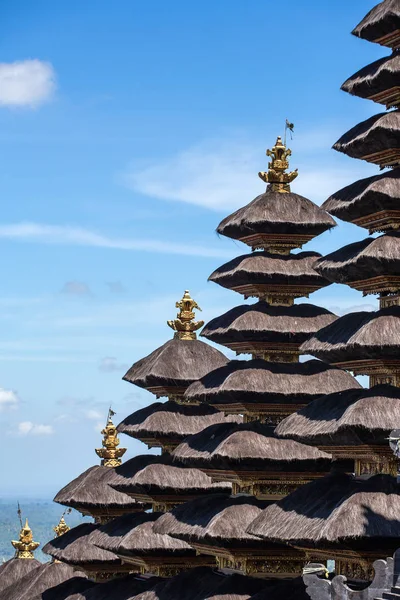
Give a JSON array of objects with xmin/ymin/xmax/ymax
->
[
  {"xmin": 110, "ymin": 460, "xmax": 231, "ymax": 511},
  {"xmin": 0, "ymin": 559, "xmax": 41, "ymax": 595},
  {"xmin": 332, "ymin": 111, "xmax": 400, "ymax": 168},
  {"xmin": 48, "ymin": 574, "xmax": 161, "ymax": 600},
  {"xmin": 352, "ymin": 0, "xmax": 400, "ymax": 49},
  {"xmin": 321, "ymin": 169, "xmax": 400, "ymax": 233},
  {"xmin": 184, "ymin": 358, "xmax": 361, "ymax": 423},
  {"xmin": 216, "ymin": 191, "xmax": 335, "ymax": 252},
  {"xmin": 208, "ymin": 251, "xmax": 331, "ymax": 302},
  {"xmin": 201, "ymin": 302, "xmax": 337, "ymax": 358},
  {"xmin": 341, "ymin": 52, "xmax": 400, "ymax": 108},
  {"xmin": 42, "ymin": 523, "xmax": 130, "ymax": 579},
  {"xmin": 247, "ymin": 472, "xmax": 400, "ymax": 580},
  {"xmin": 300, "ymin": 305, "xmax": 400, "ymax": 376},
  {"xmin": 275, "ymin": 384, "xmax": 400, "ymax": 475},
  {"xmin": 172, "ymin": 420, "xmax": 331, "ymax": 498},
  {"xmin": 0, "ymin": 562, "xmax": 87, "ymax": 600},
  {"xmin": 90, "ymin": 511, "xmax": 162, "ymax": 553},
  {"xmin": 153, "ymin": 494, "xmax": 305, "ymax": 578},
  {"xmin": 117, "ymin": 400, "xmax": 241, "ymax": 453},
  {"xmin": 314, "ymin": 233, "xmax": 400, "ymax": 294},
  {"xmin": 30, "ymin": 576, "xmax": 95, "ymax": 600}
]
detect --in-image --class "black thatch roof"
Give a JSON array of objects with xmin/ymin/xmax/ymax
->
[
  {"xmin": 0, "ymin": 558, "xmax": 41, "ymax": 594},
  {"xmin": 0, "ymin": 562, "xmax": 86, "ymax": 600},
  {"xmin": 248, "ymin": 577, "xmax": 310, "ymax": 600},
  {"xmin": 153, "ymin": 494, "xmax": 269, "ymax": 546},
  {"xmin": 118, "ymin": 400, "xmax": 241, "ymax": 442},
  {"xmin": 172, "ymin": 420, "xmax": 331, "ymax": 470},
  {"xmin": 123, "ymin": 339, "xmax": 228, "ymax": 396},
  {"xmin": 184, "ymin": 359, "xmax": 360, "ymax": 406},
  {"xmin": 201, "ymin": 302, "xmax": 337, "ymax": 349},
  {"xmin": 247, "ymin": 472, "xmax": 400, "ymax": 545},
  {"xmin": 301, "ymin": 306, "xmax": 400, "ymax": 363},
  {"xmin": 42, "ymin": 523, "xmax": 121, "ymax": 566},
  {"xmin": 333, "ymin": 111, "xmax": 400, "ymax": 166},
  {"xmin": 115, "ymin": 520, "xmax": 196, "ymax": 558},
  {"xmin": 35, "ymin": 576, "xmax": 96, "ymax": 600},
  {"xmin": 275, "ymin": 384, "xmax": 400, "ymax": 446},
  {"xmin": 48, "ymin": 575, "xmax": 161, "ymax": 600},
  {"xmin": 54, "ymin": 465, "xmax": 140, "ymax": 513},
  {"xmin": 314, "ymin": 233, "xmax": 400, "ymax": 284},
  {"xmin": 341, "ymin": 53, "xmax": 400, "ymax": 105},
  {"xmin": 321, "ymin": 169, "xmax": 400, "ymax": 226},
  {"xmin": 352, "ymin": 0, "xmax": 400, "ymax": 47},
  {"xmin": 91, "ymin": 512, "xmax": 161, "ymax": 553},
  {"xmin": 209, "ymin": 251, "xmax": 330, "ymax": 294},
  {"xmin": 216, "ymin": 189, "xmax": 335, "ymax": 242}
]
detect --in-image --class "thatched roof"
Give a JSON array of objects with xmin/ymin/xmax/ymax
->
[
  {"xmin": 314, "ymin": 233, "xmax": 400, "ymax": 284},
  {"xmin": 0, "ymin": 558, "xmax": 41, "ymax": 594},
  {"xmin": 184, "ymin": 359, "xmax": 360, "ymax": 406},
  {"xmin": 54, "ymin": 465, "xmax": 140, "ymax": 513},
  {"xmin": 352, "ymin": 0, "xmax": 400, "ymax": 47},
  {"xmin": 123, "ymin": 339, "xmax": 228, "ymax": 396},
  {"xmin": 35, "ymin": 576, "xmax": 95, "ymax": 600},
  {"xmin": 216, "ymin": 188, "xmax": 335, "ymax": 242},
  {"xmin": 201, "ymin": 302, "xmax": 337, "ymax": 349},
  {"xmin": 0, "ymin": 562, "xmax": 86, "ymax": 600},
  {"xmin": 333, "ymin": 111, "xmax": 400, "ymax": 166},
  {"xmin": 341, "ymin": 53, "xmax": 400, "ymax": 104},
  {"xmin": 90, "ymin": 512, "xmax": 161, "ymax": 553},
  {"xmin": 153, "ymin": 494, "xmax": 269, "ymax": 546},
  {"xmin": 118, "ymin": 400, "xmax": 241, "ymax": 442},
  {"xmin": 246, "ymin": 472, "xmax": 400, "ymax": 545},
  {"xmin": 42, "ymin": 523, "xmax": 121, "ymax": 566},
  {"xmin": 49, "ymin": 575, "xmax": 161, "ymax": 600},
  {"xmin": 275, "ymin": 384, "xmax": 400, "ymax": 446},
  {"xmin": 115, "ymin": 521, "xmax": 195, "ymax": 558},
  {"xmin": 301, "ymin": 306, "xmax": 400, "ymax": 363},
  {"xmin": 209, "ymin": 251, "xmax": 330, "ymax": 294},
  {"xmin": 172, "ymin": 420, "xmax": 331, "ymax": 470},
  {"xmin": 248, "ymin": 577, "xmax": 310, "ymax": 600},
  {"xmin": 321, "ymin": 169, "xmax": 400, "ymax": 225}
]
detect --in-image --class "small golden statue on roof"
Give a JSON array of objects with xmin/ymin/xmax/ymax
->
[
  {"xmin": 12, "ymin": 518, "xmax": 40, "ymax": 559},
  {"xmin": 167, "ymin": 290, "xmax": 204, "ymax": 341},
  {"xmin": 95, "ymin": 408, "xmax": 126, "ymax": 467},
  {"xmin": 258, "ymin": 131, "xmax": 298, "ymax": 193},
  {"xmin": 53, "ymin": 515, "xmax": 70, "ymax": 538}
]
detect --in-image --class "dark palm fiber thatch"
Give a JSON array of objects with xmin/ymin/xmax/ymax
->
[
  {"xmin": 52, "ymin": 575, "xmax": 162, "ymax": 600},
  {"xmin": 204, "ymin": 572, "xmax": 268, "ymax": 600},
  {"xmin": 314, "ymin": 233, "xmax": 400, "ymax": 284},
  {"xmin": 333, "ymin": 111, "xmax": 400, "ymax": 162},
  {"xmin": 42, "ymin": 523, "xmax": 121, "ymax": 565},
  {"xmin": 216, "ymin": 188, "xmax": 335, "ymax": 241},
  {"xmin": 248, "ymin": 577, "xmax": 310, "ymax": 600},
  {"xmin": 117, "ymin": 400, "xmax": 241, "ymax": 439},
  {"xmin": 133, "ymin": 567, "xmax": 226, "ymax": 600},
  {"xmin": 0, "ymin": 562, "xmax": 87, "ymax": 600},
  {"xmin": 90, "ymin": 512, "xmax": 161, "ymax": 553},
  {"xmin": 275, "ymin": 384, "xmax": 400, "ymax": 446},
  {"xmin": 123, "ymin": 339, "xmax": 228, "ymax": 391},
  {"xmin": 106, "ymin": 454, "xmax": 167, "ymax": 492},
  {"xmin": 0, "ymin": 557, "xmax": 41, "ymax": 594},
  {"xmin": 246, "ymin": 472, "xmax": 400, "ymax": 544},
  {"xmin": 172, "ymin": 420, "xmax": 331, "ymax": 470},
  {"xmin": 54, "ymin": 465, "xmax": 140, "ymax": 511},
  {"xmin": 201, "ymin": 302, "xmax": 337, "ymax": 347},
  {"xmin": 37, "ymin": 576, "xmax": 96, "ymax": 600},
  {"xmin": 321, "ymin": 169, "xmax": 400, "ymax": 223},
  {"xmin": 209, "ymin": 251, "xmax": 330, "ymax": 291},
  {"xmin": 153, "ymin": 494, "xmax": 269, "ymax": 546},
  {"xmin": 352, "ymin": 0, "xmax": 400, "ymax": 44},
  {"xmin": 116, "ymin": 521, "xmax": 195, "ymax": 557},
  {"xmin": 301, "ymin": 306, "xmax": 400, "ymax": 363},
  {"xmin": 184, "ymin": 358, "xmax": 361, "ymax": 406},
  {"xmin": 341, "ymin": 53, "xmax": 400, "ymax": 102}
]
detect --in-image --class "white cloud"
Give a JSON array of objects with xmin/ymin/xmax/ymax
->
[
  {"xmin": 98, "ymin": 356, "xmax": 128, "ymax": 373},
  {"xmin": 84, "ymin": 409, "xmax": 104, "ymax": 421},
  {"xmin": 0, "ymin": 223, "xmax": 232, "ymax": 259},
  {"xmin": 0, "ymin": 60, "xmax": 56, "ymax": 108},
  {"xmin": 123, "ymin": 138, "xmax": 373, "ymax": 211},
  {"xmin": 18, "ymin": 421, "xmax": 54, "ymax": 435},
  {"xmin": 0, "ymin": 388, "xmax": 19, "ymax": 412}
]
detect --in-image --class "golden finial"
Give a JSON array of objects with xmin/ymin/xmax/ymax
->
[
  {"xmin": 53, "ymin": 515, "xmax": 70, "ymax": 538},
  {"xmin": 11, "ymin": 519, "xmax": 40, "ymax": 559},
  {"xmin": 167, "ymin": 290, "xmax": 204, "ymax": 341},
  {"xmin": 95, "ymin": 408, "xmax": 126, "ymax": 467},
  {"xmin": 258, "ymin": 135, "xmax": 298, "ymax": 193}
]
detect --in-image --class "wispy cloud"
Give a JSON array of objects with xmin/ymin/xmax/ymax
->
[
  {"xmin": 61, "ymin": 281, "xmax": 93, "ymax": 297},
  {"xmin": 17, "ymin": 421, "xmax": 54, "ymax": 436},
  {"xmin": 0, "ymin": 60, "xmax": 56, "ymax": 108},
  {"xmin": 0, "ymin": 223, "xmax": 232, "ymax": 258},
  {"xmin": 0, "ymin": 388, "xmax": 20, "ymax": 412},
  {"xmin": 98, "ymin": 356, "xmax": 129, "ymax": 373},
  {"xmin": 106, "ymin": 281, "xmax": 127, "ymax": 294}
]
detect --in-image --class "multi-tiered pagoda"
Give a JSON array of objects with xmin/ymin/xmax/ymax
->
[{"xmin": 246, "ymin": 0, "xmax": 400, "ymax": 583}]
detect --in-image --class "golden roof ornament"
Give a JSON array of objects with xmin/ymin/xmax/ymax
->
[
  {"xmin": 167, "ymin": 290, "xmax": 204, "ymax": 340},
  {"xmin": 258, "ymin": 134, "xmax": 298, "ymax": 193},
  {"xmin": 95, "ymin": 408, "xmax": 126, "ymax": 467},
  {"xmin": 53, "ymin": 515, "xmax": 70, "ymax": 538},
  {"xmin": 11, "ymin": 519, "xmax": 40, "ymax": 559}
]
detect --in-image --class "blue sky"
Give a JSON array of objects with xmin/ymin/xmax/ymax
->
[{"xmin": 0, "ymin": 0, "xmax": 384, "ymax": 497}]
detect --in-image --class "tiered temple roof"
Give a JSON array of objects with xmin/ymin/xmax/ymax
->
[{"xmin": 352, "ymin": 0, "xmax": 400, "ymax": 48}]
